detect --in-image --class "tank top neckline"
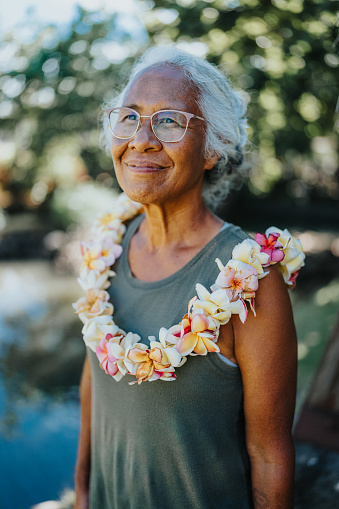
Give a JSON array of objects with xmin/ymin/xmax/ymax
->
[{"xmin": 121, "ymin": 214, "xmax": 235, "ymax": 290}]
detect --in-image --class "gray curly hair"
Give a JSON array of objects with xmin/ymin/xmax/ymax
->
[{"xmin": 101, "ymin": 46, "xmax": 249, "ymax": 208}]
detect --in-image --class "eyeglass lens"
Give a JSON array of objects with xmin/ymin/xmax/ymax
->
[{"xmin": 108, "ymin": 107, "xmax": 188, "ymax": 142}]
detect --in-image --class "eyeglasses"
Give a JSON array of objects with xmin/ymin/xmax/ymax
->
[{"xmin": 105, "ymin": 107, "xmax": 205, "ymax": 143}]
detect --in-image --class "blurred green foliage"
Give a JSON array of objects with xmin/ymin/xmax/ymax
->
[
  {"xmin": 0, "ymin": 7, "xmax": 145, "ymax": 225},
  {"xmin": 0, "ymin": 0, "xmax": 338, "ymax": 227}
]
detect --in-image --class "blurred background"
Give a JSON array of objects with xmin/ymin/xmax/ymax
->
[{"xmin": 0, "ymin": 0, "xmax": 338, "ymax": 508}]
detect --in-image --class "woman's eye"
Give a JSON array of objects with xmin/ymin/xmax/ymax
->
[
  {"xmin": 160, "ymin": 117, "xmax": 176, "ymax": 124},
  {"xmin": 123, "ymin": 114, "xmax": 138, "ymax": 121},
  {"xmin": 159, "ymin": 117, "xmax": 184, "ymax": 128}
]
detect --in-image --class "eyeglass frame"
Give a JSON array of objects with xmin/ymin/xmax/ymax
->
[{"xmin": 105, "ymin": 107, "xmax": 205, "ymax": 143}]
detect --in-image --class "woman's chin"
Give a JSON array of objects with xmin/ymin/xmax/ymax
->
[
  {"xmin": 119, "ymin": 183, "xmax": 163, "ymax": 206},
  {"xmin": 117, "ymin": 175, "xmax": 170, "ymax": 205}
]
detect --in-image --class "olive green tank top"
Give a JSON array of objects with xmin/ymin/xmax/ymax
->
[{"xmin": 88, "ymin": 215, "xmax": 254, "ymax": 509}]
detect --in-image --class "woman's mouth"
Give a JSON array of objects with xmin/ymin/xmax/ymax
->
[{"xmin": 125, "ymin": 161, "xmax": 168, "ymax": 173}]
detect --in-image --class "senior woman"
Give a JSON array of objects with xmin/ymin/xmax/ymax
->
[{"xmin": 73, "ymin": 46, "xmax": 304, "ymax": 509}]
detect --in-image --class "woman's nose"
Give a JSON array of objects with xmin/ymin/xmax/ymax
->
[{"xmin": 128, "ymin": 119, "xmax": 162, "ymax": 151}]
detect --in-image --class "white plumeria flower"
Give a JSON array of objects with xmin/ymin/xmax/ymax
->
[
  {"xmin": 194, "ymin": 283, "xmax": 247, "ymax": 324},
  {"xmin": 194, "ymin": 284, "xmax": 231, "ymax": 324},
  {"xmin": 159, "ymin": 326, "xmax": 180, "ymax": 346},
  {"xmin": 232, "ymin": 238, "xmax": 270, "ymax": 277},
  {"xmin": 73, "ymin": 288, "xmax": 114, "ymax": 324},
  {"xmin": 82, "ymin": 315, "xmax": 115, "ymax": 351},
  {"xmin": 94, "ymin": 216, "xmax": 126, "ymax": 240},
  {"xmin": 163, "ymin": 345, "xmax": 184, "ymax": 367},
  {"xmin": 148, "ymin": 340, "xmax": 183, "ymax": 375},
  {"xmin": 77, "ymin": 303, "xmax": 113, "ymax": 324},
  {"xmin": 158, "ymin": 327, "xmax": 187, "ymax": 367},
  {"xmin": 116, "ymin": 332, "xmax": 144, "ymax": 376},
  {"xmin": 78, "ymin": 267, "xmax": 115, "ymax": 291},
  {"xmin": 100, "ymin": 225, "xmax": 126, "ymax": 243},
  {"xmin": 105, "ymin": 331, "xmax": 141, "ymax": 380},
  {"xmin": 115, "ymin": 193, "xmax": 144, "ymax": 221},
  {"xmin": 266, "ymin": 227, "xmax": 306, "ymax": 284}
]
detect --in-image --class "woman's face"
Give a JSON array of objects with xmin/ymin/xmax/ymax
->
[{"xmin": 111, "ymin": 65, "xmax": 216, "ymax": 206}]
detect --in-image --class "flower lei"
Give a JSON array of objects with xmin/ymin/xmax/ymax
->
[{"xmin": 73, "ymin": 193, "xmax": 305, "ymax": 385}]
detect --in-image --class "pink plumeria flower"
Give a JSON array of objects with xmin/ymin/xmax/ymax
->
[
  {"xmin": 215, "ymin": 260, "xmax": 259, "ymax": 302},
  {"xmin": 95, "ymin": 334, "xmax": 119, "ymax": 376},
  {"xmin": 255, "ymin": 232, "xmax": 284, "ymax": 265},
  {"xmin": 81, "ymin": 236, "xmax": 122, "ymax": 273}
]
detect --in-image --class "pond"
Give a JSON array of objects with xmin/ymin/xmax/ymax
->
[
  {"xmin": 0, "ymin": 260, "xmax": 338, "ymax": 509},
  {"xmin": 0, "ymin": 262, "xmax": 84, "ymax": 509}
]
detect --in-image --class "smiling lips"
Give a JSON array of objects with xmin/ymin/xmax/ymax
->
[{"xmin": 125, "ymin": 160, "xmax": 169, "ymax": 173}]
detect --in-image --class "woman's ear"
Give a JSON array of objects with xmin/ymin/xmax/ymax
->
[{"xmin": 204, "ymin": 150, "xmax": 221, "ymax": 171}]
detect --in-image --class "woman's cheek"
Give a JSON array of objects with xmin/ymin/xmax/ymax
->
[{"xmin": 111, "ymin": 139, "xmax": 127, "ymax": 160}]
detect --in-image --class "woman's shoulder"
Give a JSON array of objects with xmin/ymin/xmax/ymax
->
[
  {"xmin": 226, "ymin": 223, "xmax": 251, "ymax": 242},
  {"xmin": 215, "ymin": 223, "xmax": 252, "ymax": 253}
]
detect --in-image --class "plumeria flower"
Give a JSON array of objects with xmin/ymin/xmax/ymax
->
[
  {"xmin": 254, "ymin": 232, "xmax": 284, "ymax": 265},
  {"xmin": 80, "ymin": 236, "xmax": 122, "ymax": 273},
  {"xmin": 193, "ymin": 283, "xmax": 248, "ymax": 324},
  {"xmin": 110, "ymin": 332, "xmax": 143, "ymax": 380},
  {"xmin": 123, "ymin": 341, "xmax": 148, "ymax": 376},
  {"xmin": 95, "ymin": 216, "xmax": 126, "ymax": 241},
  {"xmin": 265, "ymin": 227, "xmax": 305, "ymax": 285},
  {"xmin": 232, "ymin": 238, "xmax": 270, "ymax": 276},
  {"xmin": 73, "ymin": 288, "xmax": 113, "ymax": 323},
  {"xmin": 95, "ymin": 331, "xmax": 140, "ymax": 381},
  {"xmin": 96, "ymin": 333, "xmax": 122, "ymax": 377},
  {"xmin": 115, "ymin": 193, "xmax": 144, "ymax": 221},
  {"xmin": 159, "ymin": 325, "xmax": 181, "ymax": 347},
  {"xmin": 81, "ymin": 315, "xmax": 116, "ymax": 351},
  {"xmin": 78, "ymin": 267, "xmax": 115, "ymax": 292},
  {"xmin": 158, "ymin": 328, "xmax": 187, "ymax": 367},
  {"xmin": 176, "ymin": 298, "xmax": 220, "ymax": 357},
  {"xmin": 127, "ymin": 341, "xmax": 175, "ymax": 384},
  {"xmin": 215, "ymin": 259, "xmax": 259, "ymax": 303},
  {"xmin": 93, "ymin": 194, "xmax": 143, "ymax": 234}
]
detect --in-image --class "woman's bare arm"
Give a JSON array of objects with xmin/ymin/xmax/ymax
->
[
  {"xmin": 74, "ymin": 354, "xmax": 92, "ymax": 509},
  {"xmin": 233, "ymin": 265, "xmax": 297, "ymax": 509}
]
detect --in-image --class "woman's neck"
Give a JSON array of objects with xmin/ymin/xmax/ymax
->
[
  {"xmin": 140, "ymin": 196, "xmax": 221, "ymax": 250},
  {"xmin": 128, "ymin": 194, "xmax": 224, "ymax": 281}
]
